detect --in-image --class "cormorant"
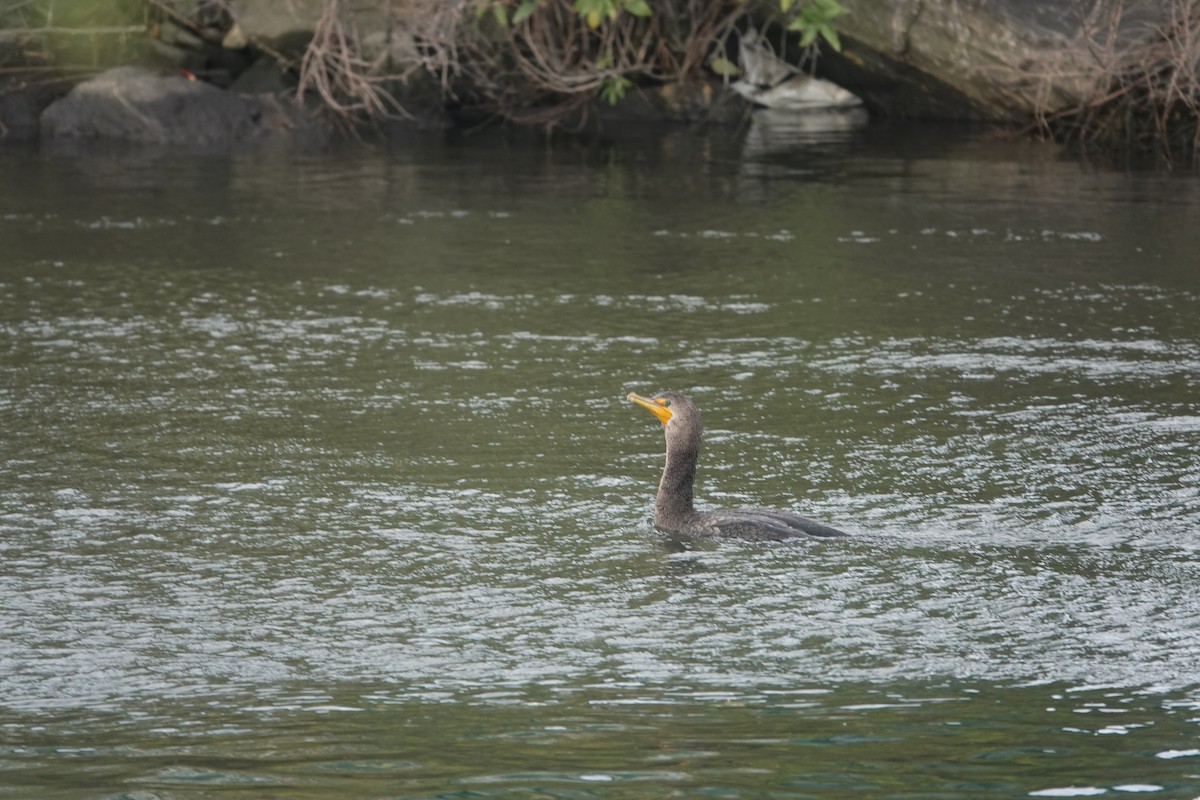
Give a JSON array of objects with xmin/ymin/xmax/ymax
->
[{"xmin": 628, "ymin": 390, "xmax": 847, "ymax": 541}]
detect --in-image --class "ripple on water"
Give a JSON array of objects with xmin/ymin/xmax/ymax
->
[
  {"xmin": 2, "ymin": 257, "xmax": 1199, "ymax": 711},
  {"xmin": 2, "ymin": 149, "xmax": 1200, "ymax": 799}
]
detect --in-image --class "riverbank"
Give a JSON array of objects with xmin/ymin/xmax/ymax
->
[{"xmin": 2, "ymin": 0, "xmax": 1198, "ymax": 164}]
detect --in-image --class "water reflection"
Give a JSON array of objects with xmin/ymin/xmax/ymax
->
[{"xmin": 742, "ymin": 106, "xmax": 870, "ymax": 156}]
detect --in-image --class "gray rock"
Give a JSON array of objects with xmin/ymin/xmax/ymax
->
[
  {"xmin": 39, "ymin": 66, "xmax": 327, "ymax": 145},
  {"xmin": 228, "ymin": 0, "xmax": 387, "ymax": 56},
  {"xmin": 829, "ymin": 0, "xmax": 1171, "ymax": 120},
  {"xmin": 227, "ymin": 0, "xmax": 329, "ymax": 42},
  {"xmin": 229, "ymin": 55, "xmax": 292, "ymax": 95}
]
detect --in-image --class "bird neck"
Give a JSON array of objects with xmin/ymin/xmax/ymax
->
[{"xmin": 655, "ymin": 439, "xmax": 698, "ymax": 523}]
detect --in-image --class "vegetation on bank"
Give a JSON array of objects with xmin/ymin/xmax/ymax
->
[
  {"xmin": 1009, "ymin": 0, "xmax": 1200, "ymax": 166},
  {"xmin": 0, "ymin": 0, "xmax": 845, "ymax": 126},
  {"xmin": 291, "ymin": 0, "xmax": 847, "ymax": 126},
  {"xmin": 2, "ymin": 0, "xmax": 1200, "ymax": 163}
]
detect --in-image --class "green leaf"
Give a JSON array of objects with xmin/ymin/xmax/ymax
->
[
  {"xmin": 780, "ymin": 0, "xmax": 795, "ymax": 11},
  {"xmin": 798, "ymin": 25, "xmax": 818, "ymax": 46},
  {"xmin": 821, "ymin": 25, "xmax": 842, "ymax": 51},
  {"xmin": 708, "ymin": 56, "xmax": 741, "ymax": 77},
  {"xmin": 492, "ymin": 2, "xmax": 509, "ymax": 26},
  {"xmin": 813, "ymin": 0, "xmax": 849, "ymax": 18},
  {"xmin": 624, "ymin": 0, "xmax": 652, "ymax": 16},
  {"xmin": 512, "ymin": 0, "xmax": 538, "ymax": 24},
  {"xmin": 600, "ymin": 76, "xmax": 631, "ymax": 105}
]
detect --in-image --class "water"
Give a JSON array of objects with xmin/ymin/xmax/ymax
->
[{"xmin": 1, "ymin": 120, "xmax": 1199, "ymax": 798}]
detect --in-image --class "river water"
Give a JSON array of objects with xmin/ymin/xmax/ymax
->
[{"xmin": 2, "ymin": 117, "xmax": 1199, "ymax": 798}]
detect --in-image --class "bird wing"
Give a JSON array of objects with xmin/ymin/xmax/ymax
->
[{"xmin": 700, "ymin": 509, "xmax": 847, "ymax": 541}]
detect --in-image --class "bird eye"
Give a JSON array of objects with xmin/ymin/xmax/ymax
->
[{"xmin": 662, "ymin": 400, "xmax": 671, "ymax": 407}]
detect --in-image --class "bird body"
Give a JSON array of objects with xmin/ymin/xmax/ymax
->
[{"xmin": 628, "ymin": 391, "xmax": 846, "ymax": 542}]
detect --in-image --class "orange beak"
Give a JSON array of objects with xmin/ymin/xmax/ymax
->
[{"xmin": 628, "ymin": 392, "xmax": 673, "ymax": 425}]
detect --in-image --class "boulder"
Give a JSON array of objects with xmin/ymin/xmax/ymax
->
[
  {"xmin": 225, "ymin": 0, "xmax": 329, "ymax": 42},
  {"xmin": 824, "ymin": 0, "xmax": 1170, "ymax": 121},
  {"xmin": 226, "ymin": 0, "xmax": 388, "ymax": 57},
  {"xmin": 733, "ymin": 27, "xmax": 862, "ymax": 110},
  {"xmin": 39, "ymin": 66, "xmax": 328, "ymax": 145}
]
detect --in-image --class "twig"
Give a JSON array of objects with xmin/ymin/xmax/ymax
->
[{"xmin": 0, "ymin": 25, "xmax": 145, "ymax": 40}]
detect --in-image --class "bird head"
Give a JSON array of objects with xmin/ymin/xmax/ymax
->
[{"xmin": 628, "ymin": 391, "xmax": 701, "ymax": 447}]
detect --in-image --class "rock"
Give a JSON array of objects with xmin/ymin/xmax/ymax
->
[
  {"xmin": 827, "ymin": 0, "xmax": 1172, "ymax": 121},
  {"xmin": 733, "ymin": 27, "xmax": 861, "ymax": 111},
  {"xmin": 222, "ymin": 23, "xmax": 249, "ymax": 51},
  {"xmin": 228, "ymin": 0, "xmax": 388, "ymax": 56},
  {"xmin": 226, "ymin": 0, "xmax": 329, "ymax": 42},
  {"xmin": 39, "ymin": 66, "xmax": 328, "ymax": 145},
  {"xmin": 229, "ymin": 55, "xmax": 292, "ymax": 95},
  {"xmin": 40, "ymin": 67, "xmax": 255, "ymax": 143},
  {"xmin": 733, "ymin": 75, "xmax": 862, "ymax": 111}
]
